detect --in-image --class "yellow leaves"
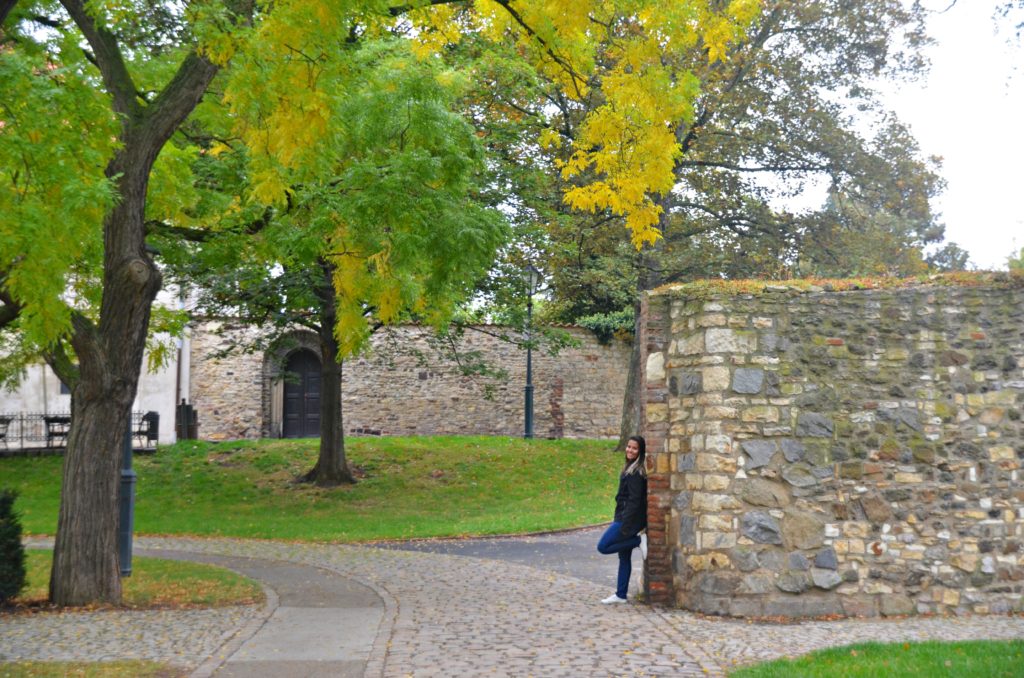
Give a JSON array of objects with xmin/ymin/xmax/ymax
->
[
  {"xmin": 251, "ymin": 168, "xmax": 291, "ymax": 207},
  {"xmin": 522, "ymin": 0, "xmax": 760, "ymax": 249},
  {"xmin": 538, "ymin": 128, "xmax": 562, "ymax": 149},
  {"xmin": 209, "ymin": 142, "xmax": 231, "ymax": 157},
  {"xmin": 409, "ymin": 4, "xmax": 464, "ymax": 59}
]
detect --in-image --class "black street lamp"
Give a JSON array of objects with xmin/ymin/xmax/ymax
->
[{"xmin": 523, "ymin": 264, "xmax": 541, "ymax": 439}]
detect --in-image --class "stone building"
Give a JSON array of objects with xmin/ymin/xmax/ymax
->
[{"xmin": 641, "ymin": 278, "xmax": 1024, "ymax": 618}]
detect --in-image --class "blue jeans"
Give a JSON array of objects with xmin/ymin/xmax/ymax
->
[{"xmin": 597, "ymin": 521, "xmax": 641, "ymax": 599}]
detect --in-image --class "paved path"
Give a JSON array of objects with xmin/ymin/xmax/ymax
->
[{"xmin": 3, "ymin": 534, "xmax": 1024, "ymax": 677}]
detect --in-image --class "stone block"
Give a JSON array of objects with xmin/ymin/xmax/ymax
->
[
  {"xmin": 841, "ymin": 595, "xmax": 878, "ymax": 618},
  {"xmin": 646, "ymin": 351, "xmax": 666, "ymax": 381},
  {"xmin": 814, "ymin": 547, "xmax": 839, "ymax": 570},
  {"xmin": 738, "ymin": 478, "xmax": 790, "ymax": 508},
  {"xmin": 702, "ymin": 531, "xmax": 738, "ymax": 549},
  {"xmin": 859, "ymin": 493, "xmax": 894, "ymax": 523},
  {"xmin": 782, "ymin": 464, "xmax": 818, "ymax": 488},
  {"xmin": 741, "ymin": 573, "xmax": 776, "ymax": 594},
  {"xmin": 742, "ymin": 406, "xmax": 780, "ymax": 423},
  {"xmin": 741, "ymin": 439, "xmax": 777, "ymax": 469},
  {"xmin": 776, "ymin": 571, "xmax": 812, "ymax": 593},
  {"xmin": 679, "ymin": 515, "xmax": 696, "ymax": 547},
  {"xmin": 762, "ymin": 595, "xmax": 843, "ymax": 618},
  {"xmin": 741, "ymin": 511, "xmax": 783, "ymax": 544},
  {"xmin": 696, "ymin": 453, "xmax": 738, "ymax": 474},
  {"xmin": 699, "ymin": 514, "xmax": 733, "ymax": 531},
  {"xmin": 678, "ymin": 332, "xmax": 704, "ymax": 355},
  {"xmin": 990, "ymin": 445, "xmax": 1015, "ymax": 461},
  {"xmin": 732, "ymin": 368, "xmax": 764, "ymax": 394},
  {"xmin": 758, "ymin": 549, "xmax": 788, "ymax": 572},
  {"xmin": 727, "ymin": 598, "xmax": 766, "ymax": 618},
  {"xmin": 789, "ymin": 552, "xmax": 811, "ymax": 570},
  {"xmin": 796, "ymin": 412, "xmax": 835, "ymax": 437},
  {"xmin": 781, "ymin": 439, "xmax": 806, "ymax": 462},
  {"xmin": 782, "ymin": 507, "xmax": 826, "ymax": 550},
  {"xmin": 672, "ymin": 371, "xmax": 702, "ymax": 396},
  {"xmin": 706, "ymin": 328, "xmax": 757, "ymax": 353},
  {"xmin": 703, "ymin": 474, "xmax": 731, "ymax": 491},
  {"xmin": 647, "ymin": 403, "xmax": 668, "ymax": 423},
  {"xmin": 702, "ymin": 366, "xmax": 731, "ymax": 391},
  {"xmin": 692, "ymin": 492, "xmax": 743, "ymax": 512},
  {"xmin": 687, "ymin": 553, "xmax": 731, "ymax": 571},
  {"xmin": 731, "ymin": 547, "xmax": 760, "ymax": 572},
  {"xmin": 811, "ymin": 567, "xmax": 843, "ymax": 590},
  {"xmin": 677, "ymin": 453, "xmax": 695, "ymax": 472},
  {"xmin": 697, "ymin": 572, "xmax": 742, "ymax": 596}
]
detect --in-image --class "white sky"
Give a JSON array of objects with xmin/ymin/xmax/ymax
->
[{"xmin": 884, "ymin": 1, "xmax": 1023, "ymax": 269}]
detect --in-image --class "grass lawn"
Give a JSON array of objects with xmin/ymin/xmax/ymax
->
[
  {"xmin": 0, "ymin": 661, "xmax": 184, "ymax": 677},
  {"xmin": 729, "ymin": 640, "xmax": 1024, "ymax": 677},
  {"xmin": 10, "ymin": 550, "xmax": 263, "ymax": 609},
  {"xmin": 2, "ymin": 436, "xmax": 619, "ymax": 541}
]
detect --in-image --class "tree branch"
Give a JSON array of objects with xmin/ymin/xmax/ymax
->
[
  {"xmin": 0, "ymin": 0, "xmax": 17, "ymax": 28},
  {"xmin": 58, "ymin": 0, "xmax": 144, "ymax": 121}
]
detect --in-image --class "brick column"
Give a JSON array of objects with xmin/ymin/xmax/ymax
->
[{"xmin": 642, "ymin": 292, "xmax": 674, "ymax": 604}]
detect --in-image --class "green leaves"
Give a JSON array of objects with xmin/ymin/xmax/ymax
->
[{"xmin": 0, "ymin": 47, "xmax": 118, "ymax": 348}]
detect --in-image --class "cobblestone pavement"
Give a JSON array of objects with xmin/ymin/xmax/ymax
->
[{"xmin": 3, "ymin": 536, "xmax": 1024, "ymax": 676}]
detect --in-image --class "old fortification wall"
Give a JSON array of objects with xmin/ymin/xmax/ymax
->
[
  {"xmin": 642, "ymin": 279, "xmax": 1024, "ymax": 618},
  {"xmin": 190, "ymin": 323, "xmax": 630, "ymax": 440}
]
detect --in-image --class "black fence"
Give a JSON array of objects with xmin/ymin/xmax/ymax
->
[{"xmin": 0, "ymin": 411, "xmax": 159, "ymax": 455}]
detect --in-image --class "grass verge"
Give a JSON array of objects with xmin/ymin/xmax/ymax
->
[
  {"xmin": 2, "ymin": 436, "xmax": 618, "ymax": 541},
  {"xmin": 0, "ymin": 661, "xmax": 183, "ymax": 677},
  {"xmin": 729, "ymin": 640, "xmax": 1024, "ymax": 677},
  {"xmin": 10, "ymin": 550, "xmax": 263, "ymax": 610}
]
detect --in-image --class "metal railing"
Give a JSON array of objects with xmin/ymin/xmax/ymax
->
[{"xmin": 0, "ymin": 411, "xmax": 159, "ymax": 454}]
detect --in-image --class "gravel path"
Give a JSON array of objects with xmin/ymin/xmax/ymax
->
[{"xmin": 2, "ymin": 534, "xmax": 1023, "ymax": 676}]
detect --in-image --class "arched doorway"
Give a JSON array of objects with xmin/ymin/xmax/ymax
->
[{"xmin": 283, "ymin": 349, "xmax": 321, "ymax": 438}]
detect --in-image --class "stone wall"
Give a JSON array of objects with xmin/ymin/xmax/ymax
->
[
  {"xmin": 642, "ymin": 280, "xmax": 1024, "ymax": 618},
  {"xmin": 190, "ymin": 323, "xmax": 630, "ymax": 440}
]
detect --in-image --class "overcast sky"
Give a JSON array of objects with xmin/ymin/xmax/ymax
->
[{"xmin": 884, "ymin": 1, "xmax": 1023, "ymax": 269}]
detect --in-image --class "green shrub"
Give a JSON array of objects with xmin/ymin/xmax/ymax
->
[
  {"xmin": 576, "ymin": 309, "xmax": 634, "ymax": 344},
  {"xmin": 0, "ymin": 488, "xmax": 27, "ymax": 603}
]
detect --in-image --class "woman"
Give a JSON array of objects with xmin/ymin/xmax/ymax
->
[{"xmin": 596, "ymin": 435, "xmax": 648, "ymax": 604}]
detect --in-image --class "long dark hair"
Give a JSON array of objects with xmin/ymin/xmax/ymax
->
[{"xmin": 622, "ymin": 435, "xmax": 646, "ymax": 476}]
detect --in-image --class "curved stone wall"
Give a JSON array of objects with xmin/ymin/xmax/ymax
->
[{"xmin": 642, "ymin": 279, "xmax": 1024, "ymax": 617}]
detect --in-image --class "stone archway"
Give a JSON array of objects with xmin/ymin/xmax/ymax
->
[{"xmin": 261, "ymin": 331, "xmax": 322, "ymax": 439}]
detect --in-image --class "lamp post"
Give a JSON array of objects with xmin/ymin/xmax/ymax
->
[
  {"xmin": 523, "ymin": 265, "xmax": 541, "ymax": 439},
  {"xmin": 119, "ymin": 422, "xmax": 136, "ymax": 577}
]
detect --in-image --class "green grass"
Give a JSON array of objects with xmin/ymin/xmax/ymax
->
[
  {"xmin": 13, "ymin": 550, "xmax": 263, "ymax": 609},
  {"xmin": 0, "ymin": 661, "xmax": 183, "ymax": 677},
  {"xmin": 729, "ymin": 640, "xmax": 1024, "ymax": 677},
  {"xmin": 2, "ymin": 436, "xmax": 619, "ymax": 541}
]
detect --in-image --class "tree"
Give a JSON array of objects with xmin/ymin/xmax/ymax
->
[
  {"xmin": 2, "ymin": 0, "xmax": 760, "ymax": 605},
  {"xmin": 1, "ymin": 0, "xmax": 255, "ymax": 606},
  {"xmin": 165, "ymin": 40, "xmax": 505, "ymax": 486},
  {"xmin": 501, "ymin": 0, "xmax": 959, "ymax": 445},
  {"xmin": 1009, "ymin": 245, "xmax": 1024, "ymax": 272}
]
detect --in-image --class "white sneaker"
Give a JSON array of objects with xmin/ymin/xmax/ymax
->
[
  {"xmin": 639, "ymin": 533, "xmax": 648, "ymax": 560},
  {"xmin": 601, "ymin": 594, "xmax": 627, "ymax": 604}
]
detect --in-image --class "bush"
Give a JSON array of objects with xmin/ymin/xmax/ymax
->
[
  {"xmin": 575, "ymin": 309, "xmax": 635, "ymax": 345},
  {"xmin": 0, "ymin": 488, "xmax": 27, "ymax": 603}
]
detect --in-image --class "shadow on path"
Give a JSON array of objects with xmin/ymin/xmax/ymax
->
[{"xmin": 367, "ymin": 524, "xmax": 641, "ymax": 595}]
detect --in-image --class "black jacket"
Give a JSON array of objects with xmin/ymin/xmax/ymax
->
[{"xmin": 613, "ymin": 471, "xmax": 647, "ymax": 536}]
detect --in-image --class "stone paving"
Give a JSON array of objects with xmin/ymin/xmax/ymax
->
[{"xmin": 2, "ymin": 535, "xmax": 1024, "ymax": 676}]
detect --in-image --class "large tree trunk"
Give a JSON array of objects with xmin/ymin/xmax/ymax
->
[
  {"xmin": 47, "ymin": 1, "xmax": 222, "ymax": 605},
  {"xmin": 50, "ymin": 143, "xmax": 163, "ymax": 605},
  {"xmin": 303, "ymin": 259, "xmax": 355, "ymax": 486}
]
